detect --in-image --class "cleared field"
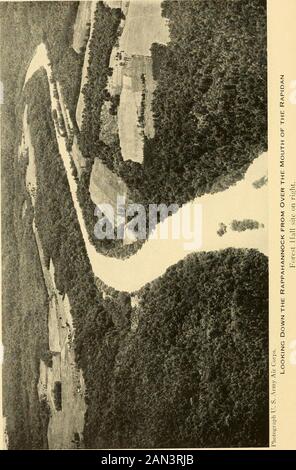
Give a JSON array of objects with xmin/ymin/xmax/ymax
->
[
  {"xmin": 107, "ymin": 0, "xmax": 168, "ymax": 92},
  {"xmin": 89, "ymin": 158, "xmax": 128, "ymax": 211},
  {"xmin": 24, "ymin": 45, "xmax": 268, "ymax": 294},
  {"xmin": 47, "ymin": 347, "xmax": 86, "ymax": 449},
  {"xmin": 72, "ymin": 1, "xmax": 92, "ymax": 54},
  {"xmin": 120, "ymin": 0, "xmax": 169, "ymax": 56},
  {"xmin": 48, "ymin": 299, "xmax": 61, "ymax": 353},
  {"xmin": 118, "ymin": 77, "xmax": 143, "ymax": 162},
  {"xmin": 34, "ymin": 226, "xmax": 86, "ymax": 449},
  {"xmin": 117, "ymin": 55, "xmax": 156, "ymax": 161},
  {"xmin": 20, "ymin": 106, "xmax": 37, "ymax": 203},
  {"xmin": 104, "ymin": 0, "xmax": 169, "ymax": 162},
  {"xmin": 104, "ymin": 0, "xmax": 122, "ymax": 8},
  {"xmin": 38, "ymin": 332, "xmax": 86, "ymax": 450},
  {"xmin": 141, "ymin": 57, "xmax": 156, "ymax": 138}
]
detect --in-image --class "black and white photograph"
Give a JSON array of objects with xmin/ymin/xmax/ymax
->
[{"xmin": 1, "ymin": 0, "xmax": 283, "ymax": 452}]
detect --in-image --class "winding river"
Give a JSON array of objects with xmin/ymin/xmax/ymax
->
[{"xmin": 24, "ymin": 43, "xmax": 268, "ymax": 293}]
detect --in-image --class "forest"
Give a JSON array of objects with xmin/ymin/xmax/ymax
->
[
  {"xmin": 83, "ymin": 249, "xmax": 269, "ymax": 448},
  {"xmin": 145, "ymin": 0, "xmax": 267, "ymax": 204},
  {"xmin": 1, "ymin": 0, "xmax": 269, "ymax": 450},
  {"xmin": 73, "ymin": 0, "xmax": 268, "ymax": 254},
  {"xmin": 78, "ymin": 0, "xmax": 267, "ymax": 209},
  {"xmin": 79, "ymin": 2, "xmax": 122, "ymax": 159},
  {"xmin": 16, "ymin": 68, "xmax": 269, "ymax": 450},
  {"xmin": 1, "ymin": 2, "xmax": 54, "ymax": 449},
  {"xmin": 76, "ymin": 2, "xmax": 131, "ymax": 255},
  {"xmin": 41, "ymin": 1, "xmax": 84, "ymax": 120},
  {"xmin": 0, "ymin": 0, "xmax": 87, "ymax": 449}
]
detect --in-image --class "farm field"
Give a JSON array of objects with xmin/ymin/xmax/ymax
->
[
  {"xmin": 72, "ymin": 1, "xmax": 92, "ymax": 54},
  {"xmin": 103, "ymin": 0, "xmax": 169, "ymax": 162},
  {"xmin": 1, "ymin": 0, "xmax": 269, "ymax": 451}
]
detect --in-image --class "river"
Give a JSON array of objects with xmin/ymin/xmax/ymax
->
[{"xmin": 23, "ymin": 42, "xmax": 268, "ymax": 293}]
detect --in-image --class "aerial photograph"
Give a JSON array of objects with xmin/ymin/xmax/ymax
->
[{"xmin": 1, "ymin": 0, "xmax": 268, "ymax": 449}]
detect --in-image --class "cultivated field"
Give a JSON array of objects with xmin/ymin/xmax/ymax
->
[
  {"xmin": 37, "ymin": 259, "xmax": 86, "ymax": 449},
  {"xmin": 89, "ymin": 158, "xmax": 128, "ymax": 211},
  {"xmin": 72, "ymin": 1, "xmax": 92, "ymax": 54},
  {"xmin": 102, "ymin": 0, "xmax": 169, "ymax": 162}
]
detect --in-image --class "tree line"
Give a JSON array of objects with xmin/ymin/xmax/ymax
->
[{"xmin": 75, "ymin": 0, "xmax": 267, "ymax": 256}]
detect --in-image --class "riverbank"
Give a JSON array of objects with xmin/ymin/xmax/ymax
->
[
  {"xmin": 21, "ymin": 105, "xmax": 86, "ymax": 449},
  {"xmin": 24, "ymin": 42, "xmax": 267, "ymax": 293}
]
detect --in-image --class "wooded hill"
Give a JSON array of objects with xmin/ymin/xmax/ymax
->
[{"xmin": 79, "ymin": 0, "xmax": 267, "ymax": 209}]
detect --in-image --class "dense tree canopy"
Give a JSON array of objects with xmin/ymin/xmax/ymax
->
[
  {"xmin": 141, "ymin": 0, "xmax": 267, "ymax": 204},
  {"xmin": 79, "ymin": 0, "xmax": 267, "ymax": 209},
  {"xmin": 76, "ymin": 0, "xmax": 267, "ymax": 254},
  {"xmin": 0, "ymin": 1, "xmax": 83, "ymax": 449},
  {"xmin": 24, "ymin": 77, "xmax": 269, "ymax": 449},
  {"xmin": 1, "ymin": 0, "xmax": 269, "ymax": 450},
  {"xmin": 84, "ymin": 249, "xmax": 269, "ymax": 448}
]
